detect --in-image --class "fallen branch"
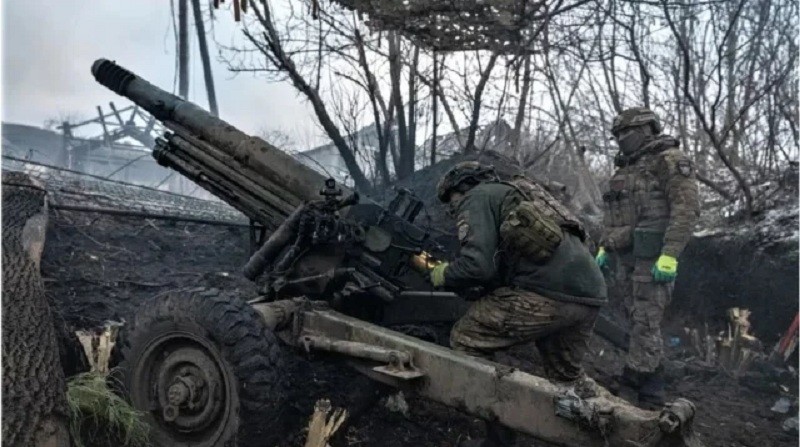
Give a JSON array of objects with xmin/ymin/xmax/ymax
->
[{"xmin": 116, "ymin": 279, "xmax": 172, "ymax": 287}]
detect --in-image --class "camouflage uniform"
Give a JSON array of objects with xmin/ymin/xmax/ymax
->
[
  {"xmin": 601, "ymin": 108, "xmax": 700, "ymax": 377},
  {"xmin": 436, "ymin": 163, "xmax": 607, "ymax": 383},
  {"xmin": 450, "ymin": 287, "xmax": 599, "ymax": 381}
]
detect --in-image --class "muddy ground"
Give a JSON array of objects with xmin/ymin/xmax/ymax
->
[{"xmin": 41, "ymin": 208, "xmax": 798, "ymax": 447}]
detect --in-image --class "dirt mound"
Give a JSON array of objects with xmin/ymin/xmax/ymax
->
[{"xmin": 42, "ymin": 211, "xmax": 257, "ymax": 328}]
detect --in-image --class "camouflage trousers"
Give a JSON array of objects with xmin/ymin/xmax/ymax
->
[
  {"xmin": 608, "ymin": 253, "xmax": 673, "ymax": 374},
  {"xmin": 450, "ymin": 287, "xmax": 599, "ymax": 382}
]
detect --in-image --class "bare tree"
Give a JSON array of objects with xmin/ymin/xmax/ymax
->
[
  {"xmin": 210, "ymin": 0, "xmax": 796, "ymax": 218},
  {"xmin": 463, "ymin": 53, "xmax": 499, "ymax": 153}
]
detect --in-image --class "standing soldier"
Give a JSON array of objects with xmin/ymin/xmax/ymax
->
[
  {"xmin": 428, "ymin": 161, "xmax": 608, "ymax": 447},
  {"xmin": 595, "ymin": 107, "xmax": 699, "ymax": 409}
]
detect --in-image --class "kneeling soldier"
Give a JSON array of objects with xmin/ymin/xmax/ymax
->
[{"xmin": 430, "ymin": 162, "xmax": 607, "ymax": 447}]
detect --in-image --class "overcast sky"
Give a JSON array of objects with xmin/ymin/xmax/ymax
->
[{"xmin": 2, "ymin": 1, "xmax": 321, "ymax": 147}]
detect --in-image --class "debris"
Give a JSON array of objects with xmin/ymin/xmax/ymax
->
[
  {"xmin": 553, "ymin": 388, "xmax": 592, "ymax": 423},
  {"xmin": 716, "ymin": 308, "xmax": 764, "ymax": 376},
  {"xmin": 384, "ymin": 391, "xmax": 410, "ymax": 418},
  {"xmin": 770, "ymin": 397, "xmax": 792, "ymax": 414},
  {"xmin": 75, "ymin": 321, "xmax": 123, "ymax": 375},
  {"xmin": 782, "ymin": 416, "xmax": 798, "ymax": 435},
  {"xmin": 684, "ymin": 324, "xmax": 716, "ymax": 366},
  {"xmin": 304, "ymin": 399, "xmax": 348, "ymax": 447}
]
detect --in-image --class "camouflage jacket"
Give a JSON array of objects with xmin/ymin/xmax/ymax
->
[
  {"xmin": 601, "ymin": 136, "xmax": 700, "ymax": 258},
  {"xmin": 443, "ymin": 182, "xmax": 607, "ymax": 305}
]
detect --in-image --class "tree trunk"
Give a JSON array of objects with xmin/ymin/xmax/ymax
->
[
  {"xmin": 249, "ymin": 3, "xmax": 372, "ymax": 192},
  {"xmin": 178, "ymin": 0, "xmax": 190, "ymax": 99},
  {"xmin": 723, "ymin": 0, "xmax": 741, "ymax": 165},
  {"xmin": 388, "ymin": 33, "xmax": 410, "ymax": 178},
  {"xmin": 511, "ymin": 55, "xmax": 532, "ymax": 159},
  {"xmin": 192, "ymin": 0, "xmax": 219, "ymax": 116},
  {"xmin": 353, "ymin": 27, "xmax": 391, "ymax": 185},
  {"xmin": 402, "ymin": 46, "xmax": 420, "ymax": 178},
  {"xmin": 464, "ymin": 53, "xmax": 499, "ymax": 154},
  {"xmin": 416, "ymin": 64, "xmax": 464, "ymax": 150},
  {"xmin": 2, "ymin": 172, "xmax": 70, "ymax": 447},
  {"xmin": 628, "ymin": 7, "xmax": 651, "ymax": 107}
]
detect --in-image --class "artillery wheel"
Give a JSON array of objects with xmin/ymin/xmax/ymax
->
[{"xmin": 113, "ymin": 288, "xmax": 286, "ymax": 447}]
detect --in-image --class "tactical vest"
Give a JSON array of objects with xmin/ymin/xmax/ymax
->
[
  {"xmin": 602, "ymin": 138, "xmax": 676, "ymax": 254},
  {"xmin": 498, "ymin": 176, "xmax": 586, "ymax": 263}
]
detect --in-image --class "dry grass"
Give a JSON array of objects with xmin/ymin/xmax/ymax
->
[{"xmin": 66, "ymin": 372, "xmax": 150, "ymax": 447}]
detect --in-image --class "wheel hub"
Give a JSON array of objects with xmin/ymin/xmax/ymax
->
[
  {"xmin": 164, "ymin": 372, "xmax": 208, "ymax": 421},
  {"xmin": 133, "ymin": 332, "xmax": 232, "ymax": 444},
  {"xmin": 156, "ymin": 347, "xmax": 222, "ymax": 431}
]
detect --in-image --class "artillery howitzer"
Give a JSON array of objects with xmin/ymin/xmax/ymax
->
[{"xmin": 92, "ymin": 59, "xmax": 701, "ymax": 447}]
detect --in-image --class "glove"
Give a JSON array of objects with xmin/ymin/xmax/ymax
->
[
  {"xmin": 595, "ymin": 247, "xmax": 608, "ymax": 268},
  {"xmin": 651, "ymin": 255, "xmax": 678, "ymax": 282},
  {"xmin": 410, "ymin": 251, "xmax": 442, "ymax": 273},
  {"xmin": 430, "ymin": 262, "xmax": 449, "ymax": 288}
]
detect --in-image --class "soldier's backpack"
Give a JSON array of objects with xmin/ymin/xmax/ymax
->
[{"xmin": 499, "ymin": 176, "xmax": 586, "ymax": 263}]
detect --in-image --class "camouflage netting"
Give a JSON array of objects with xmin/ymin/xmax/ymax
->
[
  {"xmin": 2, "ymin": 158, "xmax": 248, "ymax": 226},
  {"xmin": 331, "ymin": 0, "xmax": 548, "ymax": 52}
]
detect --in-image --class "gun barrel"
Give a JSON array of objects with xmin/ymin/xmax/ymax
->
[{"xmin": 91, "ymin": 58, "xmax": 338, "ymax": 227}]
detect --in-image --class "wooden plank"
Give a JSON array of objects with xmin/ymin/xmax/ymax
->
[{"xmin": 97, "ymin": 105, "xmax": 110, "ymax": 145}]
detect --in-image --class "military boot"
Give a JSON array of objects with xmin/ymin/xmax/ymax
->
[{"xmin": 637, "ymin": 366, "xmax": 666, "ymax": 410}]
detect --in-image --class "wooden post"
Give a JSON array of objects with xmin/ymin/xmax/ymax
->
[
  {"xmin": 109, "ymin": 101, "xmax": 125, "ymax": 126},
  {"xmin": 97, "ymin": 105, "xmax": 110, "ymax": 145},
  {"xmin": 59, "ymin": 122, "xmax": 72, "ymax": 168}
]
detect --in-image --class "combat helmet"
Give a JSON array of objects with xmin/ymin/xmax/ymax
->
[
  {"xmin": 611, "ymin": 107, "xmax": 663, "ymax": 137},
  {"xmin": 437, "ymin": 161, "xmax": 498, "ymax": 203}
]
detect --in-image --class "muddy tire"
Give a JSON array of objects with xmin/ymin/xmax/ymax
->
[{"xmin": 113, "ymin": 288, "xmax": 286, "ymax": 447}]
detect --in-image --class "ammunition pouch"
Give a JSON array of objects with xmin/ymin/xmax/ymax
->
[
  {"xmin": 498, "ymin": 176, "xmax": 587, "ymax": 264},
  {"xmin": 500, "ymin": 201, "xmax": 564, "ymax": 263},
  {"xmin": 633, "ymin": 228, "xmax": 664, "ymax": 258}
]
